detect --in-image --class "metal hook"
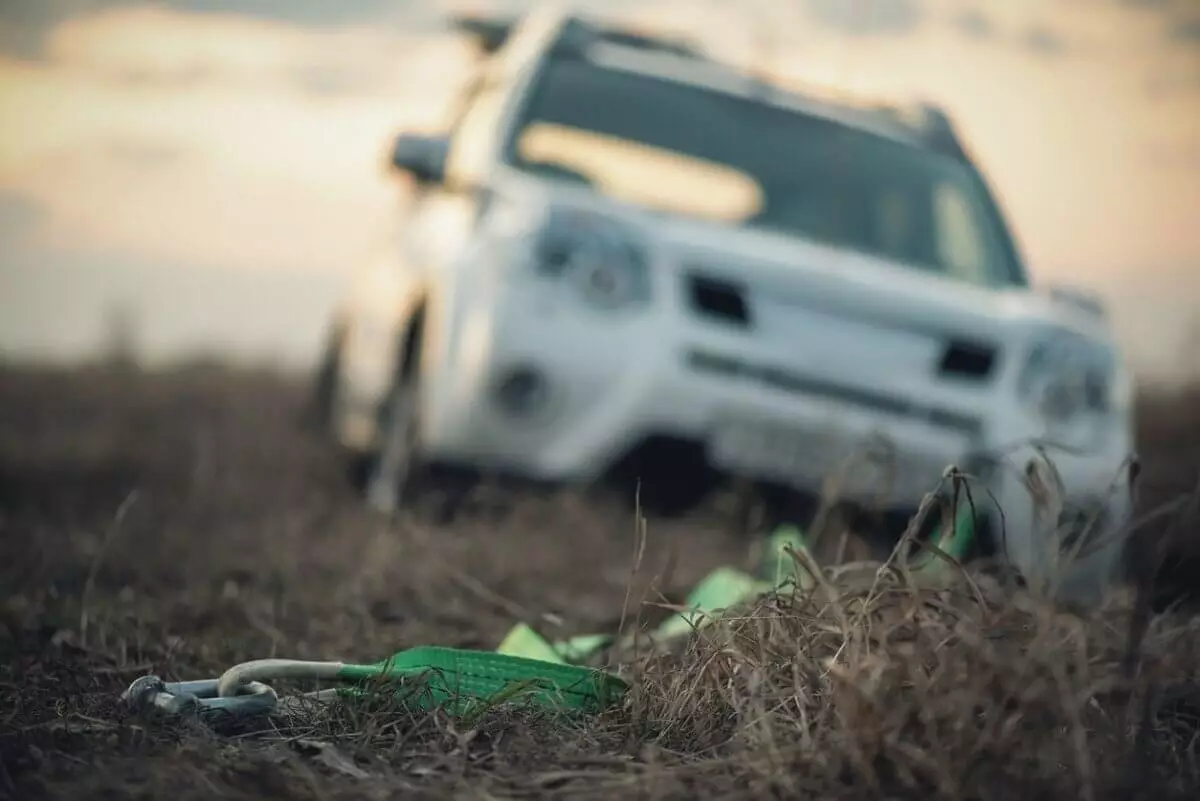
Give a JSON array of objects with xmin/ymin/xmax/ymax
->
[{"xmin": 122, "ymin": 675, "xmax": 278, "ymax": 721}]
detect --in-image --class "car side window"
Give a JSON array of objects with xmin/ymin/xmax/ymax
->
[{"xmin": 932, "ymin": 183, "xmax": 993, "ymax": 285}]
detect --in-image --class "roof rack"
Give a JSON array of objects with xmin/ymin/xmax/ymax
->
[
  {"xmin": 874, "ymin": 102, "xmax": 968, "ymax": 162},
  {"xmin": 570, "ymin": 23, "xmax": 707, "ymax": 59},
  {"xmin": 450, "ymin": 14, "xmax": 517, "ymax": 54},
  {"xmin": 449, "ymin": 12, "xmax": 970, "ymax": 163},
  {"xmin": 450, "ymin": 12, "xmax": 707, "ymax": 61}
]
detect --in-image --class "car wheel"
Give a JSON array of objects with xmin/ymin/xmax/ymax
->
[
  {"xmin": 363, "ymin": 371, "xmax": 427, "ymax": 516},
  {"xmin": 637, "ymin": 478, "xmax": 712, "ymax": 519},
  {"xmin": 308, "ymin": 324, "xmax": 344, "ymax": 434},
  {"xmin": 728, "ymin": 482, "xmax": 814, "ymax": 537},
  {"xmin": 731, "ymin": 484, "xmax": 882, "ymax": 567}
]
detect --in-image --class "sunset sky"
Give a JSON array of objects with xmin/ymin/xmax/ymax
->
[{"xmin": 0, "ymin": 0, "xmax": 1197, "ymax": 382}]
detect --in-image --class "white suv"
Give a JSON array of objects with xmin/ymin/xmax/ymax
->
[{"xmin": 312, "ymin": 9, "xmax": 1137, "ymax": 604}]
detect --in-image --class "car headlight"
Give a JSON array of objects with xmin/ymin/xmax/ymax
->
[
  {"xmin": 472, "ymin": 199, "xmax": 654, "ymax": 310},
  {"xmin": 474, "ymin": 189, "xmax": 547, "ymax": 243},
  {"xmin": 533, "ymin": 206, "xmax": 653, "ymax": 310},
  {"xmin": 1017, "ymin": 328, "xmax": 1121, "ymax": 440}
]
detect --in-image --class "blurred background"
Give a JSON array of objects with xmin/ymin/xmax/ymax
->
[{"xmin": 0, "ymin": 0, "xmax": 1197, "ymax": 385}]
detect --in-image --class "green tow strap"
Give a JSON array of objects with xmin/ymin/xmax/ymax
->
[
  {"xmin": 125, "ymin": 511, "xmax": 976, "ymax": 723},
  {"xmin": 334, "ymin": 646, "xmax": 625, "ymax": 713},
  {"xmin": 498, "ymin": 509, "xmax": 977, "ymax": 665},
  {"xmin": 209, "ymin": 646, "xmax": 625, "ymax": 717}
]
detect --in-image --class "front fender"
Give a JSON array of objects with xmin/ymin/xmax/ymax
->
[{"xmin": 338, "ymin": 246, "xmax": 429, "ymax": 418}]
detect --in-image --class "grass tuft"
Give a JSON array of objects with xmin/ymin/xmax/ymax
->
[{"xmin": 2, "ymin": 364, "xmax": 1198, "ymax": 800}]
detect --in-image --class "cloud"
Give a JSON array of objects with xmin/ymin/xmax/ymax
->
[
  {"xmin": 950, "ymin": 8, "xmax": 995, "ymax": 41},
  {"xmin": 0, "ymin": 191, "xmax": 42, "ymax": 245},
  {"xmin": 0, "ymin": 0, "xmax": 444, "ymax": 60},
  {"xmin": 30, "ymin": 6, "xmax": 470, "ymax": 100},
  {"xmin": 1118, "ymin": 0, "xmax": 1171, "ymax": 9},
  {"xmin": 1146, "ymin": 66, "xmax": 1200, "ymax": 97},
  {"xmin": 287, "ymin": 63, "xmax": 378, "ymax": 98},
  {"xmin": 0, "ymin": 0, "xmax": 106, "ymax": 59},
  {"xmin": 801, "ymin": 0, "xmax": 923, "ymax": 36},
  {"xmin": 1147, "ymin": 138, "xmax": 1200, "ymax": 168},
  {"xmin": 1020, "ymin": 24, "xmax": 1068, "ymax": 58},
  {"xmin": 0, "ymin": 1, "xmax": 162, "ymax": 60},
  {"xmin": 1112, "ymin": 0, "xmax": 1200, "ymax": 45},
  {"xmin": 0, "ymin": 6, "xmax": 476, "ymax": 274},
  {"xmin": 1169, "ymin": 16, "xmax": 1200, "ymax": 44},
  {"xmin": 102, "ymin": 136, "xmax": 187, "ymax": 170},
  {"xmin": 169, "ymin": 0, "xmax": 424, "ymax": 27},
  {"xmin": 1117, "ymin": 0, "xmax": 1199, "ymax": 13}
]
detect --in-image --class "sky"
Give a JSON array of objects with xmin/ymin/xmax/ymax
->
[{"xmin": 0, "ymin": 0, "xmax": 1197, "ymax": 382}]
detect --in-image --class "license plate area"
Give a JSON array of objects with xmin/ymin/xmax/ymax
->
[
  {"xmin": 708, "ymin": 415, "xmax": 854, "ymax": 488},
  {"xmin": 707, "ymin": 414, "xmax": 952, "ymax": 501}
]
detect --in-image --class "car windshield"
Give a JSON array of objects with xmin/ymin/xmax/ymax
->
[{"xmin": 503, "ymin": 49, "xmax": 1025, "ymax": 288}]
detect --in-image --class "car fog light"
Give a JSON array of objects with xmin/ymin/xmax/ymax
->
[{"xmin": 491, "ymin": 365, "xmax": 551, "ymax": 419}]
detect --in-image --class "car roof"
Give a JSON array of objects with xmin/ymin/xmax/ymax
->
[
  {"xmin": 580, "ymin": 40, "xmax": 924, "ymax": 147},
  {"xmin": 451, "ymin": 10, "xmax": 970, "ymax": 163}
]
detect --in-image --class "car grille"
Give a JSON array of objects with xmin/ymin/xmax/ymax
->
[
  {"xmin": 682, "ymin": 271, "xmax": 1001, "ymax": 384},
  {"xmin": 684, "ymin": 347, "xmax": 983, "ymax": 436},
  {"xmin": 686, "ymin": 273, "xmax": 751, "ymax": 327}
]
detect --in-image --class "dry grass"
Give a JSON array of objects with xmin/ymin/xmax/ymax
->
[{"xmin": 1, "ymin": 363, "xmax": 1198, "ymax": 800}]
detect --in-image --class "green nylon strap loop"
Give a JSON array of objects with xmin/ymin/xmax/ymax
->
[
  {"xmin": 333, "ymin": 646, "xmax": 626, "ymax": 714},
  {"xmin": 128, "ymin": 514, "xmax": 976, "ymax": 725},
  {"xmin": 498, "ymin": 513, "xmax": 978, "ymax": 666},
  {"xmin": 185, "ymin": 517, "xmax": 977, "ymax": 724}
]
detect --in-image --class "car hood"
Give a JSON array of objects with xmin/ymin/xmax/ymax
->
[
  {"xmin": 498, "ymin": 173, "xmax": 1114, "ymax": 348},
  {"xmin": 654, "ymin": 214, "xmax": 1112, "ymax": 346}
]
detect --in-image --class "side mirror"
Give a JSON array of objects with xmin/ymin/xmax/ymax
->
[
  {"xmin": 1047, "ymin": 283, "xmax": 1108, "ymax": 320},
  {"xmin": 390, "ymin": 132, "xmax": 448, "ymax": 184}
]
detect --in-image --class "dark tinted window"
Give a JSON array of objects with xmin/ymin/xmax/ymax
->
[{"xmin": 504, "ymin": 51, "xmax": 1024, "ymax": 287}]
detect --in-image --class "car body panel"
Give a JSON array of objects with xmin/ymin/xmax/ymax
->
[{"xmin": 323, "ymin": 7, "xmax": 1136, "ymax": 605}]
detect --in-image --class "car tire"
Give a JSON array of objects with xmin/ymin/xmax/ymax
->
[
  {"xmin": 308, "ymin": 323, "xmax": 345, "ymax": 435},
  {"xmin": 362, "ymin": 369, "xmax": 428, "ymax": 516},
  {"xmin": 637, "ymin": 479, "xmax": 711, "ymax": 519},
  {"xmin": 728, "ymin": 482, "xmax": 814, "ymax": 538}
]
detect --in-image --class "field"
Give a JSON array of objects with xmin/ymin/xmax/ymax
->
[{"xmin": 2, "ymin": 363, "xmax": 1199, "ymax": 800}]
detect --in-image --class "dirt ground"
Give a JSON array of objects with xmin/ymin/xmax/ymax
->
[{"xmin": 1, "ymin": 363, "xmax": 1198, "ymax": 800}]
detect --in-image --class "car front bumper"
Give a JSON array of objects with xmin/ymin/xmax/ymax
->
[
  {"xmin": 425, "ymin": 280, "xmax": 975, "ymax": 488},
  {"xmin": 974, "ymin": 443, "xmax": 1134, "ymax": 605},
  {"xmin": 421, "ymin": 280, "xmax": 1135, "ymax": 601}
]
